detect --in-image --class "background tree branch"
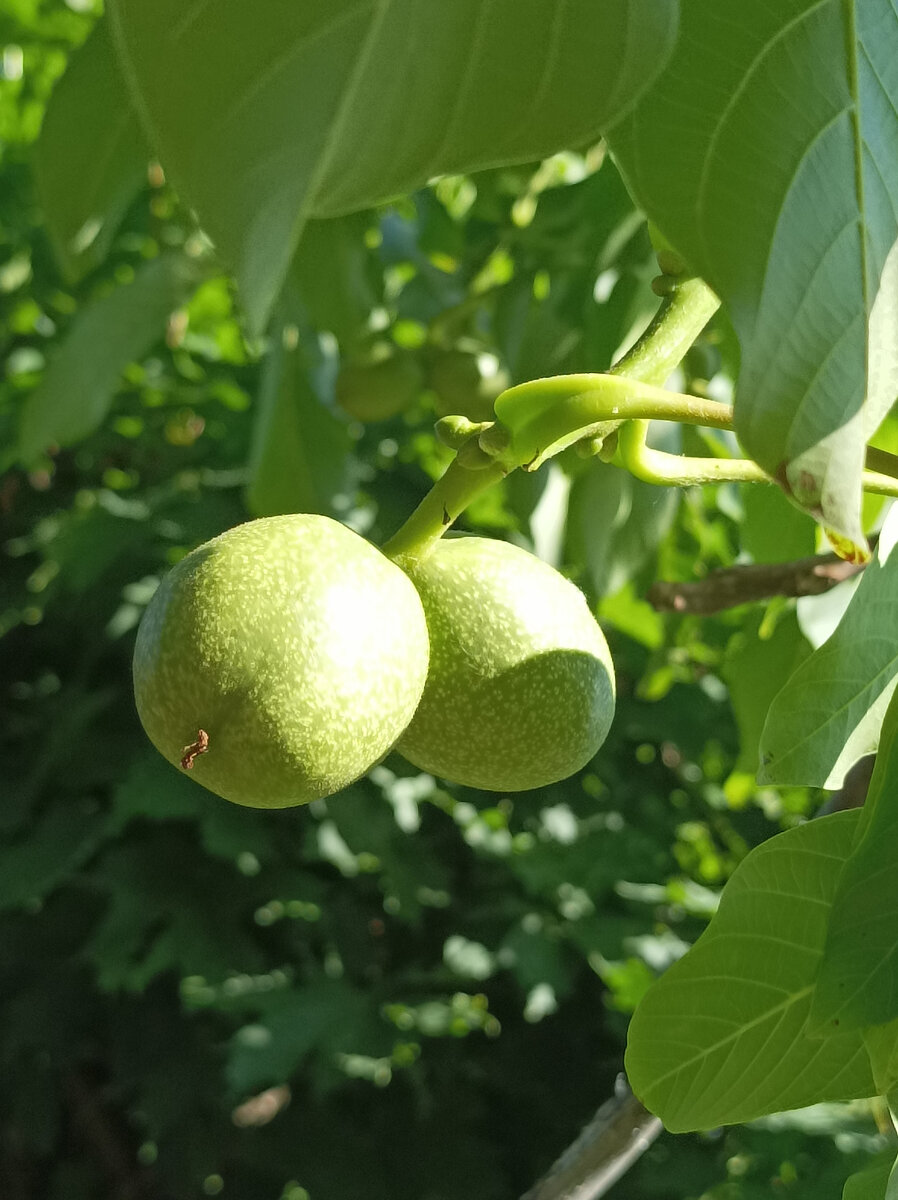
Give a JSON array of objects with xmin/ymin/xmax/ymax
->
[
  {"xmin": 520, "ymin": 1081, "xmax": 662, "ymax": 1200},
  {"xmin": 648, "ymin": 549, "xmax": 871, "ymax": 615}
]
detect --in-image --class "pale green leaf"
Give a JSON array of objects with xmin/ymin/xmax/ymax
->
[
  {"xmin": 107, "ymin": 0, "xmax": 678, "ymax": 331},
  {"xmin": 609, "ymin": 0, "xmax": 898, "ymax": 545},
  {"xmin": 812, "ymin": 689, "xmax": 898, "ymax": 1030},
  {"xmin": 759, "ymin": 505, "xmax": 898, "ymax": 787},
  {"xmin": 18, "ymin": 254, "xmax": 202, "ymax": 463},
  {"xmin": 626, "ymin": 811, "xmax": 875, "ymax": 1132},
  {"xmin": 35, "ymin": 21, "xmax": 148, "ymax": 280}
]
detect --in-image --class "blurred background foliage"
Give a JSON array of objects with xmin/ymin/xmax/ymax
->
[{"xmin": 0, "ymin": 2, "xmax": 889, "ymax": 1198}]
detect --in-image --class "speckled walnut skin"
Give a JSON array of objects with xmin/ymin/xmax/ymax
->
[
  {"xmin": 397, "ymin": 536, "xmax": 615, "ymax": 792},
  {"xmin": 133, "ymin": 515, "xmax": 430, "ymax": 808}
]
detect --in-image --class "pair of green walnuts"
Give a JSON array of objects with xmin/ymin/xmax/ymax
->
[{"xmin": 133, "ymin": 515, "xmax": 616, "ymax": 808}]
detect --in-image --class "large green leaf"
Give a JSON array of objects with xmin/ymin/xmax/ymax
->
[
  {"xmin": 292, "ymin": 213, "xmax": 379, "ymax": 350},
  {"xmin": 843, "ymin": 1155, "xmax": 898, "ymax": 1200},
  {"xmin": 759, "ymin": 504, "xmax": 898, "ymax": 788},
  {"xmin": 625, "ymin": 811, "xmax": 875, "ymax": 1132},
  {"xmin": 0, "ymin": 802, "xmax": 110, "ymax": 910},
  {"xmin": 246, "ymin": 281, "xmax": 352, "ymax": 519},
  {"xmin": 106, "ymin": 0, "xmax": 678, "ymax": 332},
  {"xmin": 227, "ymin": 980, "xmax": 373, "ymax": 1096},
  {"xmin": 609, "ymin": 0, "xmax": 898, "ymax": 545},
  {"xmin": 723, "ymin": 610, "xmax": 812, "ymax": 779},
  {"xmin": 565, "ymin": 437, "xmax": 680, "ymax": 599},
  {"xmin": 812, "ymin": 689, "xmax": 898, "ymax": 1030},
  {"xmin": 864, "ymin": 1021, "xmax": 898, "ymax": 1096},
  {"xmin": 18, "ymin": 253, "xmax": 202, "ymax": 463},
  {"xmin": 35, "ymin": 21, "xmax": 148, "ymax": 280},
  {"xmin": 740, "ymin": 481, "xmax": 817, "ymax": 565}
]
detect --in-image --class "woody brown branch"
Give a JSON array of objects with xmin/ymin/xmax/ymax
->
[
  {"xmin": 520, "ymin": 1084, "xmax": 661, "ymax": 1200},
  {"xmin": 648, "ymin": 551, "xmax": 869, "ymax": 615}
]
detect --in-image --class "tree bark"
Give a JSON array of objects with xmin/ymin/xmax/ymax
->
[
  {"xmin": 648, "ymin": 551, "xmax": 868, "ymax": 615},
  {"xmin": 520, "ymin": 1081, "xmax": 662, "ymax": 1200}
]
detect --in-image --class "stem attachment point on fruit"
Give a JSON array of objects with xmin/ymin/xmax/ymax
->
[{"xmin": 181, "ymin": 729, "xmax": 210, "ymax": 770}]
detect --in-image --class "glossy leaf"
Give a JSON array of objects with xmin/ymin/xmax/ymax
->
[
  {"xmin": 35, "ymin": 21, "xmax": 148, "ymax": 280},
  {"xmin": 107, "ymin": 0, "xmax": 678, "ymax": 331},
  {"xmin": 759, "ymin": 505, "xmax": 898, "ymax": 787},
  {"xmin": 626, "ymin": 811, "xmax": 875, "ymax": 1132},
  {"xmin": 18, "ymin": 253, "xmax": 202, "ymax": 463},
  {"xmin": 609, "ymin": 0, "xmax": 898, "ymax": 545},
  {"xmin": 812, "ymin": 688, "xmax": 898, "ymax": 1030}
]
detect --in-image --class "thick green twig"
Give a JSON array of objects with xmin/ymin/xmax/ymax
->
[
  {"xmin": 617, "ymin": 418, "xmax": 769, "ymax": 485},
  {"xmin": 609, "ymin": 274, "xmax": 720, "ymax": 386},
  {"xmin": 382, "ymin": 264, "xmax": 898, "ymax": 571},
  {"xmin": 483, "ymin": 375, "xmax": 733, "ymax": 473},
  {"xmin": 383, "ymin": 273, "xmax": 720, "ymax": 566}
]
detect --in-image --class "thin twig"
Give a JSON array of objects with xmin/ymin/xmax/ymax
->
[
  {"xmin": 648, "ymin": 550, "xmax": 869, "ymax": 615},
  {"xmin": 521, "ymin": 1081, "xmax": 662, "ymax": 1200}
]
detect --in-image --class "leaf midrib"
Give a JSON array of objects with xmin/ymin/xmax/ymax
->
[{"xmin": 842, "ymin": 0, "xmax": 870, "ymax": 347}]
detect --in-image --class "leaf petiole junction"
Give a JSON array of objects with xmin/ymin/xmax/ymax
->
[{"xmin": 383, "ymin": 270, "xmax": 898, "ymax": 568}]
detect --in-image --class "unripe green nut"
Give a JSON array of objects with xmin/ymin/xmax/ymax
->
[
  {"xmin": 397, "ymin": 536, "xmax": 615, "ymax": 791},
  {"xmin": 336, "ymin": 351, "xmax": 422, "ymax": 422},
  {"xmin": 428, "ymin": 349, "xmax": 507, "ymax": 423},
  {"xmin": 133, "ymin": 515, "xmax": 430, "ymax": 808}
]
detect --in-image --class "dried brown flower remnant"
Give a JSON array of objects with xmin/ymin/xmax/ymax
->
[{"xmin": 180, "ymin": 729, "xmax": 209, "ymax": 770}]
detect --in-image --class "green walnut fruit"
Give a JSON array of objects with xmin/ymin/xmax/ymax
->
[
  {"xmin": 427, "ymin": 349, "xmax": 507, "ymax": 422},
  {"xmin": 397, "ymin": 536, "xmax": 615, "ymax": 791},
  {"xmin": 335, "ymin": 351, "xmax": 422, "ymax": 422},
  {"xmin": 133, "ymin": 515, "xmax": 429, "ymax": 808}
]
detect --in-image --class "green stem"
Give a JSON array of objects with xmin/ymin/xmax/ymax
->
[
  {"xmin": 865, "ymin": 446, "xmax": 898, "ymax": 481},
  {"xmin": 617, "ymin": 420, "xmax": 898, "ymax": 496},
  {"xmin": 381, "ymin": 456, "xmax": 506, "ymax": 567},
  {"xmin": 610, "ymin": 275, "xmax": 720, "ymax": 386},
  {"xmin": 382, "ymin": 275, "xmax": 719, "ymax": 566},
  {"xmin": 484, "ymin": 375, "xmax": 733, "ymax": 473},
  {"xmin": 862, "ymin": 469, "xmax": 898, "ymax": 498},
  {"xmin": 618, "ymin": 419, "xmax": 769, "ymax": 486},
  {"xmin": 382, "ymin": 253, "xmax": 898, "ymax": 569}
]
